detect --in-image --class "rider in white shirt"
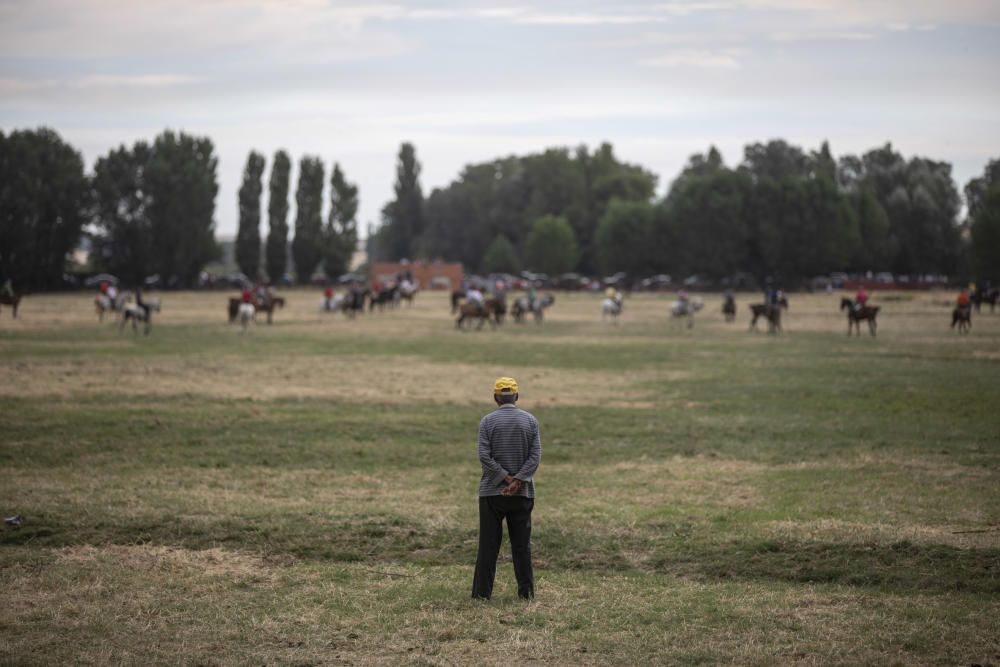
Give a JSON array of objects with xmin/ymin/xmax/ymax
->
[{"xmin": 466, "ymin": 287, "xmax": 485, "ymax": 313}]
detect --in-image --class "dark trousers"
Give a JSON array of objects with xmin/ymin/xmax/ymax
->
[{"xmin": 472, "ymin": 495, "xmax": 534, "ymax": 599}]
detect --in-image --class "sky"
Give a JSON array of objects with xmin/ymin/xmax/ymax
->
[{"xmin": 2, "ymin": 0, "xmax": 999, "ymax": 238}]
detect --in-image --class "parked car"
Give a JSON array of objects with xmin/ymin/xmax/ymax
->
[
  {"xmin": 638, "ymin": 274, "xmax": 672, "ymax": 291},
  {"xmin": 84, "ymin": 273, "xmax": 120, "ymax": 287}
]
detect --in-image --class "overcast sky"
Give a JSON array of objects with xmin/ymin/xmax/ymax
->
[{"xmin": 2, "ymin": 0, "xmax": 999, "ymax": 238}]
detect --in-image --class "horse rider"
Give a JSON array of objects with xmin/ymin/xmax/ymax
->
[
  {"xmin": 854, "ymin": 286, "xmax": 868, "ymax": 312},
  {"xmin": 2, "ymin": 277, "xmax": 14, "ymax": 299},
  {"xmin": 527, "ymin": 285, "xmax": 537, "ymax": 312},
  {"xmin": 135, "ymin": 286, "xmax": 151, "ymax": 321},
  {"xmin": 323, "ymin": 286, "xmax": 335, "ymax": 311},
  {"xmin": 956, "ymin": 288, "xmax": 971, "ymax": 311},
  {"xmin": 255, "ymin": 281, "xmax": 272, "ymax": 308},
  {"xmin": 466, "ymin": 285, "xmax": 485, "ymax": 315},
  {"xmin": 241, "ymin": 285, "xmax": 254, "ymax": 305}
]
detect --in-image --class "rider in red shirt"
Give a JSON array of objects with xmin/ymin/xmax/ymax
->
[
  {"xmin": 241, "ymin": 287, "xmax": 253, "ymax": 304},
  {"xmin": 855, "ymin": 286, "xmax": 868, "ymax": 311}
]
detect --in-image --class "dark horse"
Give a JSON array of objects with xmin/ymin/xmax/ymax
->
[
  {"xmin": 343, "ymin": 287, "xmax": 369, "ymax": 319},
  {"xmin": 749, "ymin": 297, "xmax": 788, "ymax": 333},
  {"xmin": 840, "ymin": 297, "xmax": 879, "ymax": 337},
  {"xmin": 0, "ymin": 291, "xmax": 22, "ymax": 318},
  {"xmin": 972, "ymin": 288, "xmax": 998, "ymax": 314},
  {"xmin": 952, "ymin": 305, "xmax": 972, "ymax": 334},
  {"xmin": 228, "ymin": 295, "xmax": 285, "ymax": 324},
  {"xmin": 456, "ymin": 298, "xmax": 501, "ymax": 330},
  {"xmin": 369, "ymin": 284, "xmax": 399, "ymax": 312},
  {"xmin": 450, "ymin": 289, "xmax": 466, "ymax": 313},
  {"xmin": 722, "ymin": 296, "xmax": 736, "ymax": 322}
]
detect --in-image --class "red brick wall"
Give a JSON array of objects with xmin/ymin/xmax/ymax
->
[{"xmin": 369, "ymin": 262, "xmax": 464, "ymax": 290}]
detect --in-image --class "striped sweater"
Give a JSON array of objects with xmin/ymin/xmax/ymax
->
[{"xmin": 477, "ymin": 404, "xmax": 542, "ymax": 498}]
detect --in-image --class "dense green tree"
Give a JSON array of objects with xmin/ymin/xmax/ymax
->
[
  {"xmin": 266, "ymin": 150, "xmax": 291, "ymax": 282},
  {"xmin": 850, "ymin": 187, "xmax": 896, "ymax": 270},
  {"xmin": 968, "ymin": 172, "xmax": 1000, "ymax": 282},
  {"xmin": 236, "ymin": 151, "xmax": 265, "ymax": 280},
  {"xmin": 322, "ymin": 163, "xmax": 360, "ymax": 279},
  {"xmin": 143, "ymin": 131, "xmax": 219, "ymax": 287},
  {"xmin": 0, "ymin": 128, "xmax": 88, "ymax": 289},
  {"xmin": 292, "ymin": 156, "xmax": 325, "ymax": 283},
  {"xmin": 379, "ymin": 143, "xmax": 424, "ymax": 260},
  {"xmin": 964, "ymin": 158, "xmax": 1000, "ymax": 221},
  {"xmin": 481, "ymin": 234, "xmax": 520, "ymax": 274},
  {"xmin": 595, "ymin": 199, "xmax": 658, "ymax": 276},
  {"xmin": 91, "ymin": 142, "xmax": 153, "ymax": 283},
  {"xmin": 524, "ymin": 215, "xmax": 579, "ymax": 275},
  {"xmin": 666, "ymin": 169, "xmax": 753, "ymax": 279}
]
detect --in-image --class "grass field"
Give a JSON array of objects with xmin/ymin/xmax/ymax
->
[{"xmin": 1, "ymin": 288, "xmax": 998, "ymax": 666}]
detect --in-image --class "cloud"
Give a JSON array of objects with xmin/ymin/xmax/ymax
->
[{"xmin": 640, "ymin": 49, "xmax": 744, "ymax": 69}]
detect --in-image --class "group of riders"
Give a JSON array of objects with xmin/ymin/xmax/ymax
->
[
  {"xmin": 320, "ymin": 271, "xmax": 418, "ymax": 313},
  {"xmin": 97, "ymin": 280, "xmax": 154, "ymax": 321}
]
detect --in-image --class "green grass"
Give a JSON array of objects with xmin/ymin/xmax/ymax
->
[{"xmin": 1, "ymin": 290, "xmax": 999, "ymax": 665}]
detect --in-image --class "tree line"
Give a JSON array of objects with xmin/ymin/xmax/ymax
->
[
  {"xmin": 1, "ymin": 127, "xmax": 998, "ymax": 289},
  {"xmin": 375, "ymin": 140, "xmax": 1000, "ymax": 285},
  {"xmin": 235, "ymin": 151, "xmax": 359, "ymax": 284}
]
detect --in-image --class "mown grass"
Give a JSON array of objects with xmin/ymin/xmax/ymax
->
[{"xmin": 1, "ymin": 290, "xmax": 999, "ymax": 665}]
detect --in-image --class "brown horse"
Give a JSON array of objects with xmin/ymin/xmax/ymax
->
[
  {"xmin": 749, "ymin": 297, "xmax": 788, "ymax": 333},
  {"xmin": 722, "ymin": 296, "xmax": 736, "ymax": 322},
  {"xmin": 450, "ymin": 289, "xmax": 466, "ymax": 313},
  {"xmin": 399, "ymin": 287, "xmax": 418, "ymax": 307},
  {"xmin": 0, "ymin": 292, "xmax": 22, "ymax": 318},
  {"xmin": 840, "ymin": 297, "xmax": 879, "ymax": 337},
  {"xmin": 456, "ymin": 298, "xmax": 500, "ymax": 330},
  {"xmin": 952, "ymin": 306, "xmax": 972, "ymax": 334},
  {"xmin": 229, "ymin": 295, "xmax": 285, "ymax": 324}
]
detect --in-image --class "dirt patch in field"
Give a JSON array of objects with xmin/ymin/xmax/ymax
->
[
  {"xmin": 3, "ymin": 354, "xmax": 664, "ymax": 407},
  {"xmin": 55, "ymin": 544, "xmax": 274, "ymax": 581}
]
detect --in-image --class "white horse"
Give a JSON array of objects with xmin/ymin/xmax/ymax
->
[
  {"xmin": 95, "ymin": 293, "xmax": 129, "ymax": 322},
  {"xmin": 602, "ymin": 297, "xmax": 623, "ymax": 324},
  {"xmin": 319, "ymin": 295, "xmax": 344, "ymax": 313},
  {"xmin": 238, "ymin": 302, "xmax": 256, "ymax": 333},
  {"xmin": 670, "ymin": 297, "xmax": 703, "ymax": 329},
  {"xmin": 119, "ymin": 298, "xmax": 161, "ymax": 335}
]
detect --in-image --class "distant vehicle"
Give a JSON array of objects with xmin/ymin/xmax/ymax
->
[
  {"xmin": 555, "ymin": 273, "xmax": 586, "ymax": 290},
  {"xmin": 224, "ymin": 272, "xmax": 251, "ymax": 289},
  {"xmin": 84, "ymin": 273, "xmax": 119, "ymax": 287},
  {"xmin": 603, "ymin": 272, "xmax": 628, "ymax": 289},
  {"xmin": 830, "ymin": 272, "xmax": 849, "ymax": 288},
  {"xmin": 638, "ymin": 274, "xmax": 672, "ymax": 291},
  {"xmin": 143, "ymin": 274, "xmax": 162, "ymax": 288},
  {"xmin": 683, "ymin": 274, "xmax": 711, "ymax": 289},
  {"xmin": 719, "ymin": 272, "xmax": 757, "ymax": 290},
  {"xmin": 875, "ymin": 272, "xmax": 895, "ymax": 284},
  {"xmin": 337, "ymin": 273, "xmax": 366, "ymax": 285}
]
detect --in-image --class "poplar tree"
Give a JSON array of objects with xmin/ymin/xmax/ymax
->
[
  {"xmin": 266, "ymin": 150, "xmax": 291, "ymax": 282},
  {"xmin": 235, "ymin": 151, "xmax": 265, "ymax": 280},
  {"xmin": 292, "ymin": 156, "xmax": 324, "ymax": 283}
]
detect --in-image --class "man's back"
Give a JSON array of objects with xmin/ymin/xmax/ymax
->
[{"xmin": 478, "ymin": 405, "xmax": 541, "ymax": 498}]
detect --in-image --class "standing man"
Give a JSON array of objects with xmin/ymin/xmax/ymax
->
[{"xmin": 472, "ymin": 377, "xmax": 542, "ymax": 601}]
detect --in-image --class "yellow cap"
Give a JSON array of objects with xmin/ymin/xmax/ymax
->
[{"xmin": 493, "ymin": 377, "xmax": 518, "ymax": 394}]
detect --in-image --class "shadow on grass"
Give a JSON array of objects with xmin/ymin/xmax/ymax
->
[{"xmin": 4, "ymin": 515, "xmax": 997, "ymax": 595}]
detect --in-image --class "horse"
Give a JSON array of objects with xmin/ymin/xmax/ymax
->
[
  {"xmin": 456, "ymin": 297, "xmax": 500, "ymax": 330},
  {"xmin": 670, "ymin": 297, "xmax": 703, "ymax": 329},
  {"xmin": 229, "ymin": 295, "xmax": 284, "ymax": 324},
  {"xmin": 369, "ymin": 284, "xmax": 399, "ymax": 312},
  {"xmin": 238, "ymin": 302, "xmax": 256, "ymax": 333},
  {"xmin": 0, "ymin": 291, "xmax": 22, "ymax": 318},
  {"xmin": 95, "ymin": 293, "xmax": 128, "ymax": 322},
  {"xmin": 512, "ymin": 294, "xmax": 555, "ymax": 324},
  {"xmin": 972, "ymin": 288, "xmax": 998, "ymax": 314},
  {"xmin": 722, "ymin": 296, "xmax": 736, "ymax": 322},
  {"xmin": 451, "ymin": 289, "xmax": 466, "ymax": 313},
  {"xmin": 952, "ymin": 306, "xmax": 972, "ymax": 334},
  {"xmin": 840, "ymin": 297, "xmax": 880, "ymax": 337},
  {"xmin": 119, "ymin": 298, "xmax": 160, "ymax": 335},
  {"xmin": 602, "ymin": 296, "xmax": 623, "ymax": 324},
  {"xmin": 399, "ymin": 285, "xmax": 418, "ymax": 307},
  {"xmin": 343, "ymin": 288, "xmax": 368, "ymax": 319},
  {"xmin": 749, "ymin": 297, "xmax": 788, "ymax": 333}
]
